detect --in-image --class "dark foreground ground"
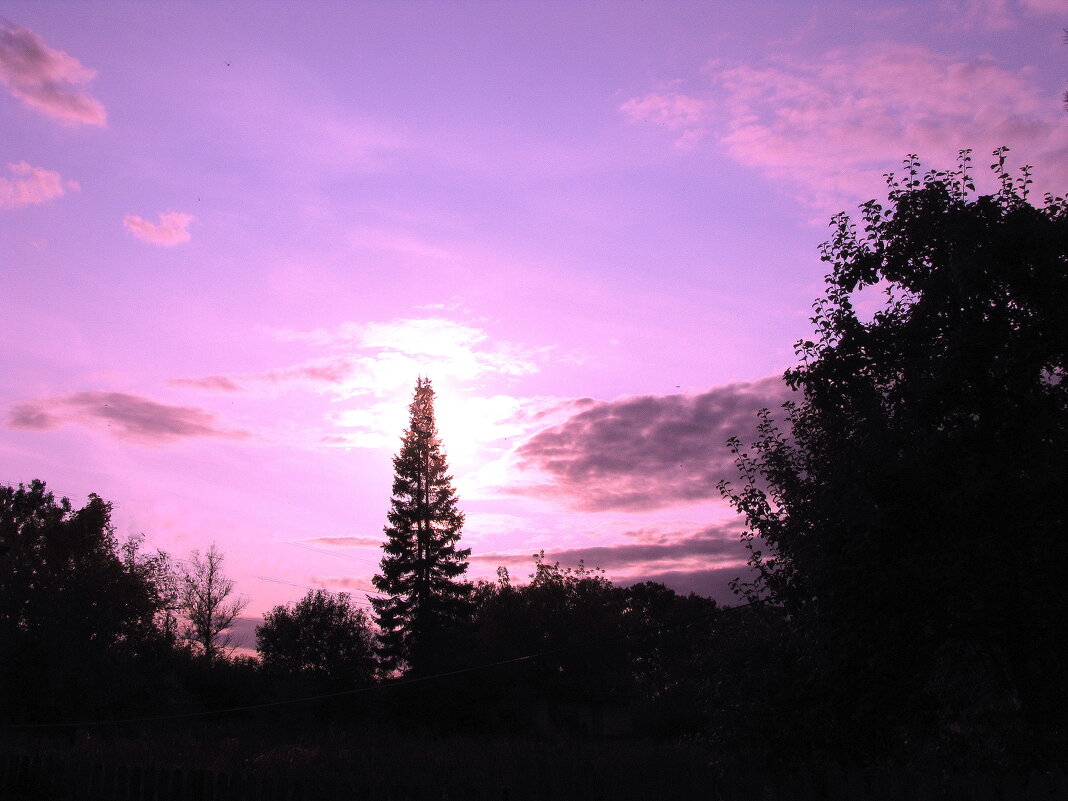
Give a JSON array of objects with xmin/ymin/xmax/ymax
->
[{"xmin": 2, "ymin": 727, "xmax": 1067, "ymax": 801}]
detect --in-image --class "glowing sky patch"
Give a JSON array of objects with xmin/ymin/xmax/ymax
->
[{"xmin": 2, "ymin": 1, "xmax": 1064, "ymax": 626}]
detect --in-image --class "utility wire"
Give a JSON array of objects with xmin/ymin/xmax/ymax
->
[
  {"xmin": 255, "ymin": 575, "xmax": 383, "ymax": 604},
  {"xmin": 0, "ymin": 596, "xmax": 771, "ymax": 731},
  {"xmin": 285, "ymin": 540, "xmax": 381, "ymax": 567}
]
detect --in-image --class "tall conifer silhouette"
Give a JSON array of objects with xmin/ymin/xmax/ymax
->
[{"xmin": 372, "ymin": 377, "xmax": 470, "ymax": 674}]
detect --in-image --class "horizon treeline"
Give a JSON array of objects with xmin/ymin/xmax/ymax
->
[
  {"xmin": 0, "ymin": 475, "xmax": 725, "ymax": 735},
  {"xmin": 1, "ymin": 150, "xmax": 1066, "ymax": 776}
]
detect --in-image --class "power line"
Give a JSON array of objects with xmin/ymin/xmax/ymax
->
[
  {"xmin": 285, "ymin": 540, "xmax": 381, "ymax": 567},
  {"xmin": 0, "ymin": 597, "xmax": 769, "ymax": 731},
  {"xmin": 255, "ymin": 574, "xmax": 383, "ymax": 602},
  {"xmin": 0, "ymin": 479, "xmax": 99, "ymax": 504}
]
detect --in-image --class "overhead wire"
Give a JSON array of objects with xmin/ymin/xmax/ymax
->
[
  {"xmin": 0, "ymin": 595, "xmax": 772, "ymax": 730},
  {"xmin": 255, "ymin": 575, "xmax": 380, "ymax": 608},
  {"xmin": 2, "ymin": 479, "xmax": 777, "ymax": 728},
  {"xmin": 285, "ymin": 540, "xmax": 381, "ymax": 567}
]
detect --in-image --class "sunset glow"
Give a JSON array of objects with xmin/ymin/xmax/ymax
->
[{"xmin": 3, "ymin": 1, "xmax": 1066, "ymax": 640}]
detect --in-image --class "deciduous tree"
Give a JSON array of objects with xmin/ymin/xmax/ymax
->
[
  {"xmin": 0, "ymin": 480, "xmax": 175, "ymax": 719},
  {"xmin": 179, "ymin": 542, "xmax": 247, "ymax": 663},
  {"xmin": 257, "ymin": 589, "xmax": 376, "ymax": 686},
  {"xmin": 719, "ymin": 150, "xmax": 1067, "ymax": 766}
]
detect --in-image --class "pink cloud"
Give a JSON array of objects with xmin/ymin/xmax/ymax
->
[
  {"xmin": 624, "ymin": 43, "xmax": 1068, "ymax": 209},
  {"xmin": 308, "ymin": 576, "xmax": 382, "ymax": 597},
  {"xmin": 0, "ymin": 161, "xmax": 77, "ymax": 210},
  {"xmin": 123, "ymin": 212, "xmax": 194, "ymax": 247},
  {"xmin": 513, "ymin": 376, "xmax": 790, "ymax": 512},
  {"xmin": 0, "ymin": 19, "xmax": 107, "ymax": 126},
  {"xmin": 939, "ymin": 0, "xmax": 1063, "ymax": 28},
  {"xmin": 169, "ymin": 359, "xmax": 355, "ymax": 406},
  {"xmin": 305, "ymin": 536, "xmax": 384, "ymax": 548},
  {"xmin": 620, "ymin": 92, "xmax": 710, "ymax": 144},
  {"xmin": 1018, "ymin": 0, "xmax": 1064, "ymax": 13},
  {"xmin": 939, "ymin": 0, "xmax": 1017, "ymax": 30},
  {"xmin": 261, "ymin": 360, "xmax": 353, "ymax": 385},
  {"xmin": 8, "ymin": 391, "xmax": 249, "ymax": 444},
  {"xmin": 169, "ymin": 375, "xmax": 243, "ymax": 392}
]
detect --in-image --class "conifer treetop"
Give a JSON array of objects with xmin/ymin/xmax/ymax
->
[{"xmin": 371, "ymin": 377, "xmax": 470, "ymax": 674}]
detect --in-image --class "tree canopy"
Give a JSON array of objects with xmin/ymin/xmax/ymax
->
[
  {"xmin": 0, "ymin": 480, "xmax": 176, "ymax": 720},
  {"xmin": 257, "ymin": 589, "xmax": 376, "ymax": 687},
  {"xmin": 719, "ymin": 149, "xmax": 1068, "ymax": 766}
]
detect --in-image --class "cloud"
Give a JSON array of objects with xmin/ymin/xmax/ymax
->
[
  {"xmin": 308, "ymin": 576, "xmax": 381, "ymax": 596},
  {"xmin": 173, "ymin": 358, "xmax": 357, "ymax": 397},
  {"xmin": 175, "ymin": 316, "xmax": 556, "ymax": 462},
  {"xmin": 349, "ymin": 226, "xmax": 453, "ymax": 260},
  {"xmin": 472, "ymin": 522, "xmax": 746, "ymax": 571},
  {"xmin": 619, "ymin": 92, "xmax": 710, "ymax": 147},
  {"xmin": 1018, "ymin": 0, "xmax": 1064, "ymax": 13},
  {"xmin": 512, "ymin": 376, "xmax": 791, "ymax": 511},
  {"xmin": 266, "ymin": 317, "xmax": 543, "ymax": 393},
  {"xmin": 180, "ymin": 315, "xmax": 543, "ymax": 405},
  {"xmin": 304, "ymin": 536, "xmax": 383, "ymax": 548},
  {"xmin": 939, "ymin": 0, "xmax": 1017, "ymax": 30},
  {"xmin": 333, "ymin": 392, "xmax": 549, "ymax": 463},
  {"xmin": 623, "ymin": 566, "xmax": 747, "ymax": 605},
  {"xmin": 0, "ymin": 19, "xmax": 107, "ymax": 126},
  {"xmin": 261, "ymin": 359, "xmax": 354, "ymax": 385},
  {"xmin": 466, "ymin": 522, "xmax": 752, "ymax": 603},
  {"xmin": 169, "ymin": 375, "xmax": 243, "ymax": 392},
  {"xmin": 276, "ymin": 317, "xmax": 543, "ymax": 393},
  {"xmin": 623, "ymin": 43, "xmax": 1068, "ymax": 208},
  {"xmin": 0, "ymin": 161, "xmax": 77, "ymax": 210},
  {"xmin": 8, "ymin": 391, "xmax": 249, "ymax": 444},
  {"xmin": 940, "ymin": 0, "xmax": 1064, "ymax": 28},
  {"xmin": 123, "ymin": 212, "xmax": 194, "ymax": 247},
  {"xmin": 226, "ymin": 615, "xmax": 260, "ymax": 650},
  {"xmin": 263, "ymin": 316, "xmax": 554, "ymax": 456}
]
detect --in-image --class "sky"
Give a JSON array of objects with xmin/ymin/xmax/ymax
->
[{"xmin": 2, "ymin": 0, "xmax": 1066, "ymax": 642}]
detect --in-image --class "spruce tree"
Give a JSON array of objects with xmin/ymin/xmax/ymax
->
[{"xmin": 371, "ymin": 377, "xmax": 470, "ymax": 675}]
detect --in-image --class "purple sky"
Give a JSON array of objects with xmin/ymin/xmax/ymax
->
[{"xmin": 3, "ymin": 1, "xmax": 1066, "ymax": 634}]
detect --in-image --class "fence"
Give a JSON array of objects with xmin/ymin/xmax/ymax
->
[
  {"xmin": 3, "ymin": 749, "xmax": 1067, "ymax": 801},
  {"xmin": 1, "ymin": 752, "xmax": 448, "ymax": 801}
]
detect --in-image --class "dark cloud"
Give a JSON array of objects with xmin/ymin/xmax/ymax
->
[
  {"xmin": 513, "ymin": 375, "xmax": 791, "ymax": 511},
  {"xmin": 472, "ymin": 524, "xmax": 745, "ymax": 571},
  {"xmin": 169, "ymin": 375, "xmax": 243, "ymax": 392},
  {"xmin": 227, "ymin": 615, "xmax": 262, "ymax": 650},
  {"xmin": 622, "ymin": 567, "xmax": 749, "ymax": 606},
  {"xmin": 8, "ymin": 402, "xmax": 58, "ymax": 429},
  {"xmin": 470, "ymin": 522, "xmax": 749, "ymax": 595},
  {"xmin": 7, "ymin": 391, "xmax": 249, "ymax": 443},
  {"xmin": 468, "ymin": 525, "xmax": 752, "ymax": 604}
]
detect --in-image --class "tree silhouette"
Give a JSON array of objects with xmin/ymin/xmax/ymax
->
[
  {"xmin": 257, "ymin": 589, "xmax": 376, "ymax": 686},
  {"xmin": 0, "ymin": 479, "xmax": 175, "ymax": 720},
  {"xmin": 179, "ymin": 542, "xmax": 247, "ymax": 663},
  {"xmin": 719, "ymin": 150, "xmax": 1068, "ymax": 766},
  {"xmin": 372, "ymin": 377, "xmax": 471, "ymax": 675}
]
